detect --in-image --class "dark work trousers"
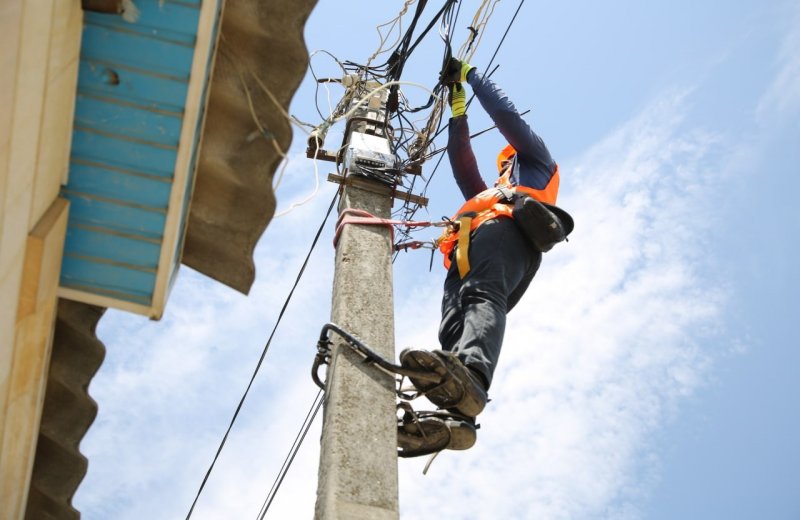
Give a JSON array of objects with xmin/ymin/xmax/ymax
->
[{"xmin": 438, "ymin": 217, "xmax": 542, "ymax": 389}]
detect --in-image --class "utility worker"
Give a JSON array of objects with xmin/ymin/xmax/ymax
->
[{"xmin": 397, "ymin": 59, "xmax": 573, "ymax": 457}]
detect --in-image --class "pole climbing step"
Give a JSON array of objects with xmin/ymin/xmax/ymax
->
[{"xmin": 312, "ymin": 322, "xmax": 441, "ymax": 392}]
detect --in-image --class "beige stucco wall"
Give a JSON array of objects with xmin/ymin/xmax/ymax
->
[{"xmin": 0, "ymin": 1, "xmax": 82, "ymax": 517}]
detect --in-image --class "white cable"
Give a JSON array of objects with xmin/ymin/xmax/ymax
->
[
  {"xmin": 243, "ymin": 68, "xmax": 328, "ymax": 202},
  {"xmin": 365, "ymin": 0, "xmax": 417, "ymax": 69},
  {"xmin": 231, "ymin": 61, "xmax": 322, "ymax": 208},
  {"xmin": 271, "ymin": 155, "xmax": 291, "ymax": 192},
  {"xmin": 235, "ymin": 65, "xmax": 294, "ymax": 194},
  {"xmin": 273, "ymin": 153, "xmax": 321, "ymax": 217},
  {"xmin": 457, "ymin": 0, "xmax": 500, "ymax": 62}
]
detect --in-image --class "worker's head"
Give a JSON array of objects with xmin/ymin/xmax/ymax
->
[{"xmin": 497, "ymin": 144, "xmax": 516, "ymax": 174}]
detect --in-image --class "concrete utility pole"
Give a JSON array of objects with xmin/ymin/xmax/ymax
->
[{"xmin": 314, "ymin": 83, "xmax": 399, "ymax": 519}]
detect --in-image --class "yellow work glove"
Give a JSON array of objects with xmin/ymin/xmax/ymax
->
[
  {"xmin": 449, "ymin": 83, "xmax": 466, "ymax": 117},
  {"xmin": 440, "ymin": 57, "xmax": 475, "ymax": 84},
  {"xmin": 457, "ymin": 60, "xmax": 474, "ymax": 82}
]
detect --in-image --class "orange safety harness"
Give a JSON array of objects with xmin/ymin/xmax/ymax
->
[{"xmin": 436, "ymin": 163, "xmax": 561, "ymax": 278}]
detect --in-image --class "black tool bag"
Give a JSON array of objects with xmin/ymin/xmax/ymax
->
[{"xmin": 511, "ymin": 194, "xmax": 574, "ymax": 253}]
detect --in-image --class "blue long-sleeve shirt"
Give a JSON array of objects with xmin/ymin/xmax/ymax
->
[{"xmin": 447, "ymin": 70, "xmax": 557, "ymax": 201}]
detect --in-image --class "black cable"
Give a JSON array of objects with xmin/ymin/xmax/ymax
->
[
  {"xmin": 385, "ymin": 0, "xmax": 458, "ymax": 124},
  {"xmin": 343, "ymin": 0, "xmax": 457, "ymax": 174},
  {"xmin": 256, "ymin": 389, "xmax": 325, "ymax": 519},
  {"xmin": 420, "ymin": 108, "xmax": 532, "ymax": 161},
  {"xmin": 400, "ymin": 0, "xmax": 527, "ymax": 223},
  {"xmin": 185, "ymin": 192, "xmax": 339, "ymax": 520},
  {"xmin": 395, "ymin": 0, "xmax": 459, "ymax": 116},
  {"xmin": 385, "ymin": 0, "xmax": 428, "ymax": 80},
  {"xmin": 404, "ymin": 0, "xmax": 459, "ymax": 63},
  {"xmin": 389, "ymin": 0, "xmax": 457, "ymax": 186}
]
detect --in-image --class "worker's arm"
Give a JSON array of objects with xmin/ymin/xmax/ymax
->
[
  {"xmin": 467, "ymin": 70, "xmax": 556, "ymax": 190},
  {"xmin": 448, "ymin": 115, "xmax": 488, "ymax": 200}
]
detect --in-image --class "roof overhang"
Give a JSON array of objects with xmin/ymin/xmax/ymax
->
[{"xmin": 182, "ymin": 0, "xmax": 318, "ymax": 294}]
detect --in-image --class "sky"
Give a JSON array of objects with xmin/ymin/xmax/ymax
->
[{"xmin": 73, "ymin": 1, "xmax": 800, "ymax": 519}]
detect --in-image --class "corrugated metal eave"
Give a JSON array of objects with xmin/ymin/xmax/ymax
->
[
  {"xmin": 182, "ymin": 0, "xmax": 319, "ymax": 294},
  {"xmin": 25, "ymin": 300, "xmax": 105, "ymax": 520}
]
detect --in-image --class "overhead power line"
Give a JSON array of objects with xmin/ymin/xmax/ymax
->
[{"xmin": 256, "ymin": 389, "xmax": 324, "ymax": 519}]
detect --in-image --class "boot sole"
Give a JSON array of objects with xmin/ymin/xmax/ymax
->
[
  {"xmin": 399, "ymin": 349, "xmax": 487, "ymax": 417},
  {"xmin": 397, "ymin": 416, "xmax": 477, "ymax": 458}
]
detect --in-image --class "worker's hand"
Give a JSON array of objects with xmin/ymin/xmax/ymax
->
[
  {"xmin": 440, "ymin": 58, "xmax": 474, "ymax": 84},
  {"xmin": 449, "ymin": 83, "xmax": 466, "ymax": 117}
]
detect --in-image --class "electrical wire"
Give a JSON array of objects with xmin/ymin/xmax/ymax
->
[
  {"xmin": 184, "ymin": 192, "xmax": 339, "ymax": 520},
  {"xmin": 397, "ymin": 0, "xmax": 527, "ymax": 226},
  {"xmin": 256, "ymin": 389, "xmax": 324, "ymax": 519},
  {"xmin": 365, "ymin": 0, "xmax": 418, "ymax": 69},
  {"xmin": 457, "ymin": 0, "xmax": 500, "ymax": 62},
  {"xmin": 303, "ymin": 0, "xmax": 457, "ymax": 180},
  {"xmin": 308, "ymin": 49, "xmax": 349, "ymax": 121},
  {"xmin": 480, "ymin": 0, "xmax": 526, "ymax": 83},
  {"xmin": 274, "ymin": 158, "xmax": 322, "ymax": 216},
  {"xmin": 332, "ymin": 80, "xmax": 437, "ymax": 124}
]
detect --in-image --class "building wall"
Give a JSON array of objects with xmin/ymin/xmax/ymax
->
[{"xmin": 0, "ymin": 1, "xmax": 82, "ymax": 518}]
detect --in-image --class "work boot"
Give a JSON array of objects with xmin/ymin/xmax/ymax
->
[
  {"xmin": 397, "ymin": 411, "xmax": 477, "ymax": 458},
  {"xmin": 399, "ymin": 348, "xmax": 488, "ymax": 417}
]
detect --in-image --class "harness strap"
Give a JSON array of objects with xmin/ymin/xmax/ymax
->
[
  {"xmin": 455, "ymin": 213, "xmax": 474, "ymax": 278},
  {"xmin": 495, "ymin": 186, "xmax": 516, "ymax": 203}
]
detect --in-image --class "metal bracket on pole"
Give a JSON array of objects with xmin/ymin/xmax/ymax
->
[{"xmin": 327, "ymin": 173, "xmax": 428, "ymax": 207}]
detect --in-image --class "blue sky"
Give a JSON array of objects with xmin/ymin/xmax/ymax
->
[{"xmin": 74, "ymin": 1, "xmax": 799, "ymax": 518}]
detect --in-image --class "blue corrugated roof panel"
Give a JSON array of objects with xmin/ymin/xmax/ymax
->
[
  {"xmin": 67, "ymin": 159, "xmax": 172, "ymax": 208},
  {"xmin": 61, "ymin": 255, "xmax": 156, "ymax": 305},
  {"xmin": 62, "ymin": 193, "xmax": 166, "ymax": 238},
  {"xmin": 60, "ymin": 1, "xmax": 221, "ymax": 315},
  {"xmin": 87, "ymin": 1, "xmax": 202, "ymax": 38},
  {"xmin": 81, "ymin": 26, "xmax": 194, "ymax": 78},
  {"xmin": 76, "ymin": 60, "xmax": 188, "ymax": 111},
  {"xmin": 70, "ymin": 127, "xmax": 177, "ymax": 178},
  {"xmin": 65, "ymin": 225, "xmax": 161, "ymax": 269},
  {"xmin": 74, "ymin": 94, "xmax": 183, "ymax": 146}
]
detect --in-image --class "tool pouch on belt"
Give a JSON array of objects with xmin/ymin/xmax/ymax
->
[{"xmin": 511, "ymin": 195, "xmax": 574, "ymax": 253}]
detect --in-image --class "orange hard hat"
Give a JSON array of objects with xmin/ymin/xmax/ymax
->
[{"xmin": 497, "ymin": 144, "xmax": 516, "ymax": 172}]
